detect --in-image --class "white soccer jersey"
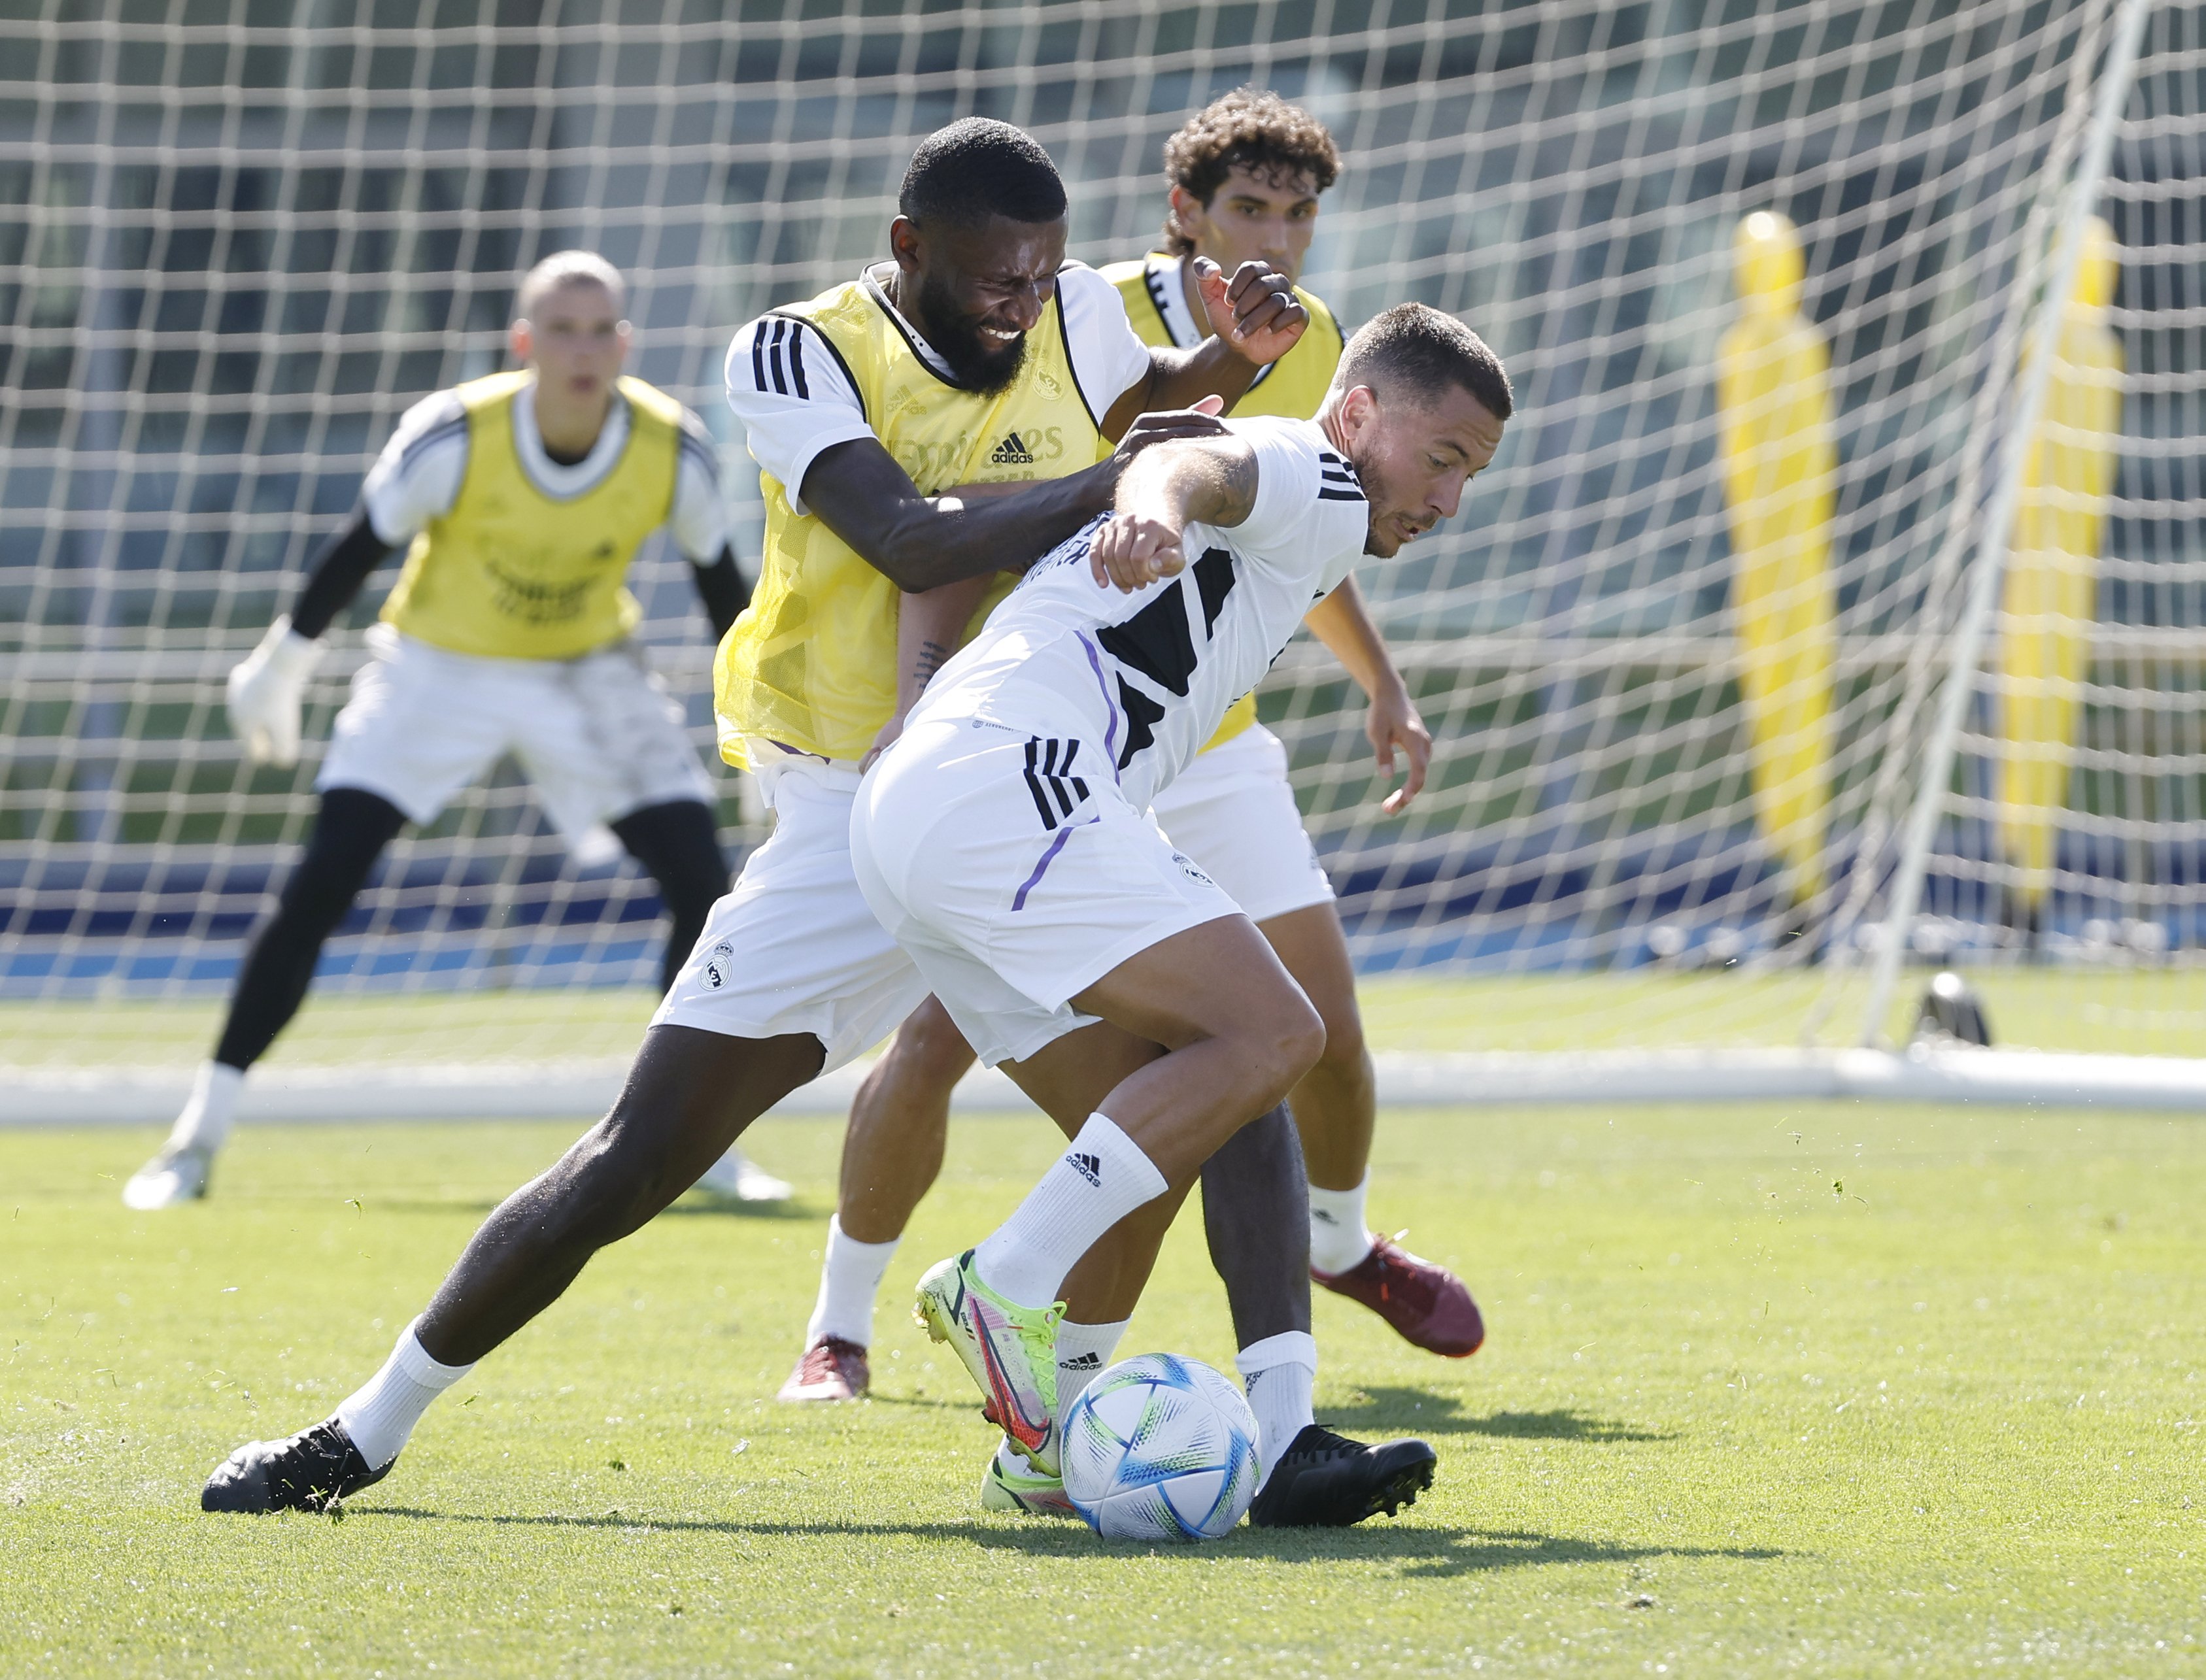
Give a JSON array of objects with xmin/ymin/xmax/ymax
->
[
  {"xmin": 905, "ymin": 414, "xmax": 1369, "ymax": 811},
  {"xmin": 721, "ymin": 260, "xmax": 1154, "ymax": 514},
  {"xmin": 359, "ymin": 381, "xmax": 727, "ymax": 560}
]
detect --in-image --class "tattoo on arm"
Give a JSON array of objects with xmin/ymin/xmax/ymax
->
[{"xmin": 913, "ymin": 637, "xmax": 952, "ymax": 686}]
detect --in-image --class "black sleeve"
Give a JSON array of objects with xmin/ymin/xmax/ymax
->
[
  {"xmin": 688, "ymin": 544, "xmax": 751, "ymax": 643},
  {"xmin": 290, "ymin": 509, "xmax": 400, "ymax": 640}
]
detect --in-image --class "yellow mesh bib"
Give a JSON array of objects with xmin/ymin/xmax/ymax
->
[
  {"xmin": 715, "ymin": 271, "xmax": 1111, "ymax": 766},
  {"xmin": 381, "ymin": 372, "xmax": 680, "ymax": 662},
  {"xmin": 1103, "ymin": 254, "xmax": 1345, "ymax": 749}
]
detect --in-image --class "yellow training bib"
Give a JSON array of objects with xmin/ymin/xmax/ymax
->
[
  {"xmin": 1104, "ymin": 254, "xmax": 1345, "ymax": 749},
  {"xmin": 381, "ymin": 371, "xmax": 682, "ymax": 662},
  {"xmin": 715, "ymin": 268, "xmax": 1113, "ymax": 766}
]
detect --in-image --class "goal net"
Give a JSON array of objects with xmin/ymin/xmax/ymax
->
[{"xmin": 4, "ymin": 0, "xmax": 2200, "ymax": 1118}]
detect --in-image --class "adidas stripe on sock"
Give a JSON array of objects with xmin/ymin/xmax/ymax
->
[
  {"xmin": 1055, "ymin": 1317, "xmax": 1130, "ymax": 1410},
  {"xmin": 1236, "ymin": 1330, "xmax": 1318, "ymax": 1485},
  {"xmin": 1308, "ymin": 1176, "xmax": 1376, "ymax": 1275},
  {"xmin": 972, "ymin": 1114, "xmax": 1167, "ymax": 1310}
]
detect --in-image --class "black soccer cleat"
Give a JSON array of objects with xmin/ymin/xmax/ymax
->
[
  {"xmin": 1247, "ymin": 1424, "xmax": 1436, "ymax": 1528},
  {"xmin": 201, "ymin": 1418, "xmax": 392, "ymax": 1514}
]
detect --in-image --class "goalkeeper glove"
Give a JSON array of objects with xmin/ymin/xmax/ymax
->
[{"xmin": 226, "ymin": 616, "xmax": 322, "ymax": 768}]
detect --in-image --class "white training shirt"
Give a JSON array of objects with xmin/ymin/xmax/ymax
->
[
  {"xmin": 360, "ymin": 380, "xmax": 727, "ymax": 560},
  {"xmin": 722, "ymin": 260, "xmax": 1155, "ymax": 515},
  {"xmin": 907, "ymin": 415, "xmax": 1370, "ymax": 812}
]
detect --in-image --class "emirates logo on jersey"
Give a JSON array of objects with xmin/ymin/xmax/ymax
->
[{"xmin": 990, "ymin": 431, "xmax": 1038, "ymax": 465}]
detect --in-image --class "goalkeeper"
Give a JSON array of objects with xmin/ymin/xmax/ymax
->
[
  {"xmin": 781, "ymin": 90, "xmax": 1482, "ymax": 1413},
  {"xmin": 124, "ymin": 252, "xmax": 779, "ymax": 1211}
]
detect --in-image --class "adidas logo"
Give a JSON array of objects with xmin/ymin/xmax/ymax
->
[
  {"xmin": 1066, "ymin": 1151, "xmax": 1102, "ymax": 1187},
  {"xmin": 1059, "ymin": 1351, "xmax": 1102, "ymax": 1369},
  {"xmin": 1312, "ymin": 1208, "xmax": 1340, "ymax": 1224},
  {"xmin": 991, "ymin": 431, "xmax": 1037, "ymax": 465}
]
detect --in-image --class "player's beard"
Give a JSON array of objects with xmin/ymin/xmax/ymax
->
[{"xmin": 915, "ymin": 271, "xmax": 1030, "ymax": 395}]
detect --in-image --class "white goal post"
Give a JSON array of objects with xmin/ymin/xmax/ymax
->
[{"xmin": 8, "ymin": 1, "xmax": 2206, "ymax": 1120}]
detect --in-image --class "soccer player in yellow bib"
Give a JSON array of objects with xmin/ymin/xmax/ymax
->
[
  {"xmin": 201, "ymin": 122, "xmax": 1421, "ymax": 1529},
  {"xmin": 125, "ymin": 252, "xmax": 777, "ymax": 1211},
  {"xmin": 779, "ymin": 93, "xmax": 1483, "ymax": 1432}
]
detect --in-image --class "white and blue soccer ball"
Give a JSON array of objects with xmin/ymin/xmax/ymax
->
[{"xmin": 1058, "ymin": 1352, "xmax": 1261, "ymax": 1541}]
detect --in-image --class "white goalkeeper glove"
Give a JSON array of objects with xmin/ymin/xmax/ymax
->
[{"xmin": 226, "ymin": 616, "xmax": 322, "ymax": 769}]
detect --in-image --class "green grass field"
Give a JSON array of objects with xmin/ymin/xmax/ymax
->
[
  {"xmin": 16, "ymin": 965, "xmax": 2206, "ymax": 1071},
  {"xmin": 5, "ymin": 1098, "xmax": 2202, "ymax": 1676}
]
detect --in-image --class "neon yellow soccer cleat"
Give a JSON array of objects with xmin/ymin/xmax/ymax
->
[
  {"xmin": 914, "ymin": 1250, "xmax": 1063, "ymax": 1473},
  {"xmin": 979, "ymin": 1443, "xmax": 1077, "ymax": 1517}
]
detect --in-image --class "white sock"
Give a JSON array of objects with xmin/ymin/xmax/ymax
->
[
  {"xmin": 805, "ymin": 1215, "xmax": 900, "ymax": 1349},
  {"xmin": 1054, "ymin": 1317, "xmax": 1131, "ymax": 1411},
  {"xmin": 972, "ymin": 1115, "xmax": 1167, "ymax": 1309},
  {"xmin": 166, "ymin": 1061, "xmax": 245, "ymax": 1155},
  {"xmin": 1236, "ymin": 1330, "xmax": 1318, "ymax": 1485},
  {"xmin": 1307, "ymin": 1175, "xmax": 1375, "ymax": 1275},
  {"xmin": 333, "ymin": 1320, "xmax": 475, "ymax": 1471}
]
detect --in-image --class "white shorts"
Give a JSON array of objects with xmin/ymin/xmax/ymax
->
[
  {"xmin": 1151, "ymin": 724, "xmax": 1334, "ymax": 924},
  {"xmin": 319, "ymin": 626, "xmax": 716, "ymax": 842},
  {"xmin": 653, "ymin": 748, "xmax": 928, "ymax": 1074},
  {"xmin": 851, "ymin": 718, "xmax": 1242, "ymax": 1068}
]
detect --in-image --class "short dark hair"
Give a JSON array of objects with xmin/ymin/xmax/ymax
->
[
  {"xmin": 1337, "ymin": 303, "xmax": 1514, "ymax": 421},
  {"xmin": 1161, "ymin": 88, "xmax": 1342, "ymax": 256},
  {"xmin": 899, "ymin": 118, "xmax": 1067, "ymax": 229}
]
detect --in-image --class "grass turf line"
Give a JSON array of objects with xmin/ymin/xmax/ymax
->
[
  {"xmin": 4, "ymin": 1103, "xmax": 2202, "ymax": 1677},
  {"xmin": 17, "ymin": 966, "xmax": 2206, "ymax": 1070}
]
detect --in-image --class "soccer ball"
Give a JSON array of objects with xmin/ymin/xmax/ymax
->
[{"xmin": 1058, "ymin": 1353, "xmax": 1261, "ymax": 1541}]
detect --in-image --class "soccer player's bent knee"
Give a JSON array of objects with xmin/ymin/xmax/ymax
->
[{"xmin": 1238, "ymin": 992, "xmax": 1327, "ymax": 1109}]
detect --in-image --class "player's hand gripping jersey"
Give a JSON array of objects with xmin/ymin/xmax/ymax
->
[
  {"xmin": 851, "ymin": 416, "xmax": 1369, "ymax": 1069},
  {"xmin": 906, "ymin": 414, "xmax": 1367, "ymax": 813},
  {"xmin": 1102, "ymin": 253, "xmax": 1344, "ymax": 423},
  {"xmin": 1100, "ymin": 253, "xmax": 1346, "ymax": 754}
]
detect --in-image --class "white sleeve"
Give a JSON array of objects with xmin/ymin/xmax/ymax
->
[
  {"xmin": 1232, "ymin": 416, "xmax": 1368, "ymax": 584},
  {"xmin": 667, "ymin": 409, "xmax": 728, "ymax": 561},
  {"xmin": 1056, "ymin": 261, "xmax": 1155, "ymax": 428},
  {"xmin": 723, "ymin": 314, "xmax": 874, "ymax": 516},
  {"xmin": 359, "ymin": 391, "xmax": 467, "ymax": 545}
]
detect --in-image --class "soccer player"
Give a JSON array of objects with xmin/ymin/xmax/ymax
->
[
  {"xmin": 858, "ymin": 302, "xmax": 1512, "ymax": 1522},
  {"xmin": 121, "ymin": 252, "xmax": 789, "ymax": 1211},
  {"xmin": 781, "ymin": 92, "xmax": 1480, "ymax": 1417},
  {"xmin": 199, "ymin": 121, "xmax": 1399, "ymax": 1526}
]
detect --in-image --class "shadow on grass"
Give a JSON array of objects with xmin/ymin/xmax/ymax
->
[
  {"xmin": 1324, "ymin": 1387, "xmax": 1671, "ymax": 1443},
  {"xmin": 356, "ymin": 1195, "xmax": 819, "ymax": 1222},
  {"xmin": 362, "ymin": 1506, "xmax": 1775, "ymax": 1575}
]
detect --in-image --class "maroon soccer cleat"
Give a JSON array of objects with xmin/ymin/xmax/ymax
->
[
  {"xmin": 777, "ymin": 1336, "xmax": 870, "ymax": 1402},
  {"xmin": 1314, "ymin": 1233, "xmax": 1485, "ymax": 1357}
]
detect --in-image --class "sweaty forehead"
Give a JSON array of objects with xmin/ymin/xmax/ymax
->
[
  {"xmin": 1381, "ymin": 382, "xmax": 1504, "ymax": 459},
  {"xmin": 1443, "ymin": 390, "xmax": 1506, "ymax": 456},
  {"xmin": 939, "ymin": 214, "xmax": 1068, "ymax": 277}
]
